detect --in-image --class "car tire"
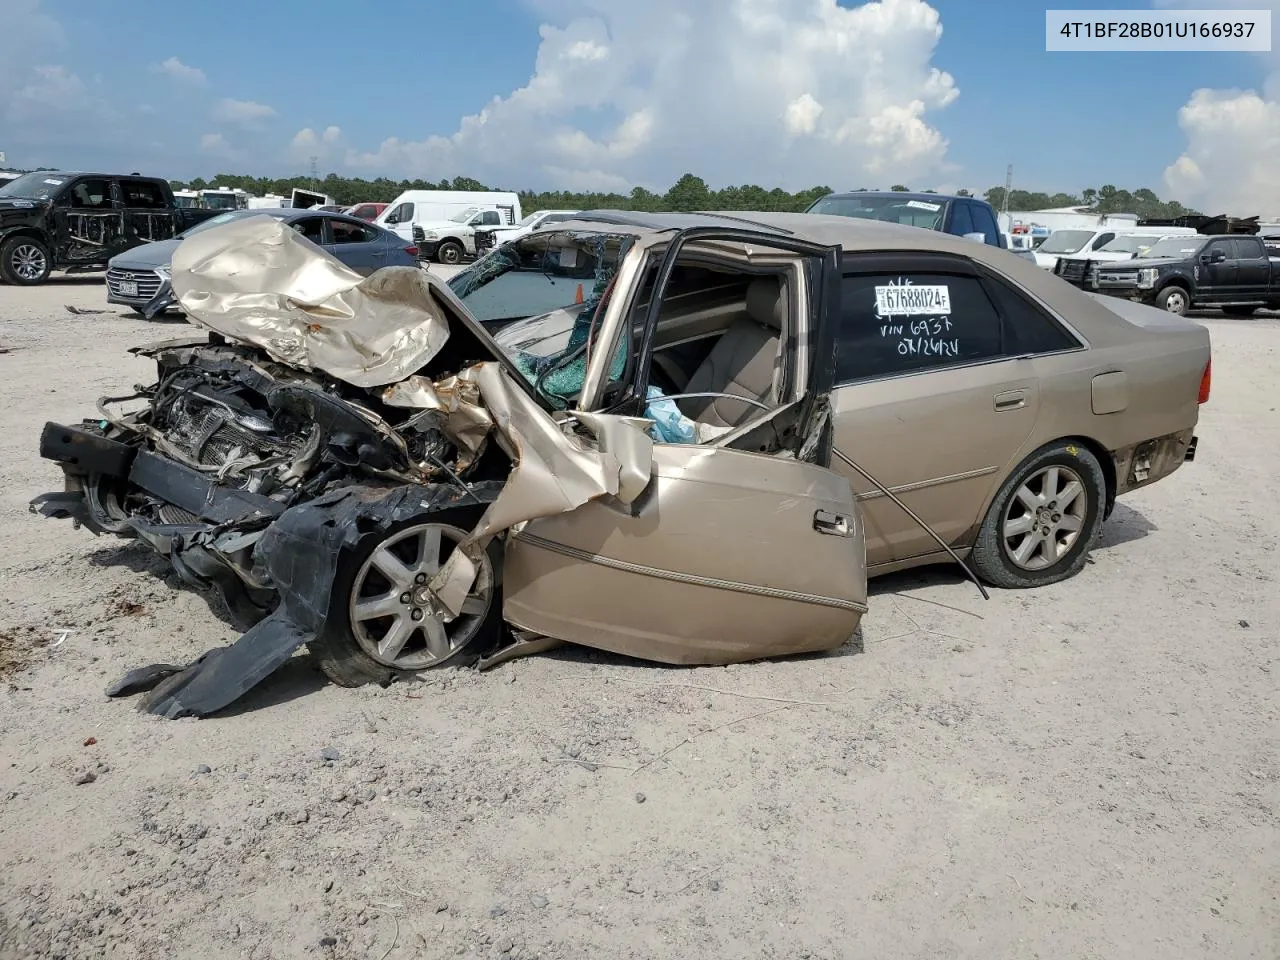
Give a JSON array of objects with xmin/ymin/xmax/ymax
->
[
  {"xmin": 1154, "ymin": 285, "xmax": 1190, "ymax": 315},
  {"xmin": 969, "ymin": 441, "xmax": 1107, "ymax": 590},
  {"xmin": 0, "ymin": 236, "xmax": 52, "ymax": 285},
  {"xmin": 1222, "ymin": 305, "xmax": 1258, "ymax": 317},
  {"xmin": 309, "ymin": 508, "xmax": 504, "ymax": 688},
  {"xmin": 435, "ymin": 239, "xmax": 464, "ymax": 265}
]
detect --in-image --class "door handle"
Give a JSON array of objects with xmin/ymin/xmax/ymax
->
[
  {"xmin": 993, "ymin": 389, "xmax": 1027, "ymax": 411},
  {"xmin": 814, "ymin": 510, "xmax": 857, "ymax": 538}
]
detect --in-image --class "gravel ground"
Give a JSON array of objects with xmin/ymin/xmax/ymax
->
[{"xmin": 0, "ymin": 274, "xmax": 1276, "ymax": 960}]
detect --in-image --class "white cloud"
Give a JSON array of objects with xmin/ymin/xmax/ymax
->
[
  {"xmin": 289, "ymin": 125, "xmax": 344, "ymax": 160},
  {"xmin": 1164, "ymin": 88, "xmax": 1280, "ymax": 215},
  {"xmin": 6, "ymin": 65, "xmax": 86, "ymax": 122},
  {"xmin": 784, "ymin": 94, "xmax": 825, "ymax": 136},
  {"xmin": 212, "ymin": 97, "xmax": 276, "ymax": 126},
  {"xmin": 1158, "ymin": 0, "xmax": 1280, "ymax": 214},
  {"xmin": 344, "ymin": 0, "xmax": 959, "ymax": 190},
  {"xmin": 153, "ymin": 56, "xmax": 206, "ymax": 86},
  {"xmin": 199, "ymin": 132, "xmax": 243, "ymax": 162}
]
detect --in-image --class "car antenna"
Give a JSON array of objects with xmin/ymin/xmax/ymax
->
[{"xmin": 831, "ymin": 446, "xmax": 990, "ymax": 601}]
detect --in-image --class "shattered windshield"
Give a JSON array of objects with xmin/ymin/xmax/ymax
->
[
  {"xmin": 0, "ymin": 172, "xmax": 66, "ymax": 201},
  {"xmin": 1139, "ymin": 237, "xmax": 1204, "ymax": 259},
  {"xmin": 1039, "ymin": 230, "xmax": 1095, "ymax": 254},
  {"xmin": 450, "ymin": 231, "xmax": 635, "ymax": 406}
]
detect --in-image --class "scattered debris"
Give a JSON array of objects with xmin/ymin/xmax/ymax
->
[
  {"xmin": 74, "ymin": 771, "xmax": 96, "ymax": 785},
  {"xmin": 64, "ymin": 305, "xmax": 110, "ymax": 316},
  {"xmin": 320, "ymin": 747, "xmax": 340, "ymax": 762},
  {"xmin": 82, "ymin": 737, "xmax": 96, "ymax": 747},
  {"xmin": 634, "ymin": 792, "xmax": 646, "ymax": 804},
  {"xmin": 195, "ymin": 764, "xmax": 212, "ymax": 775}
]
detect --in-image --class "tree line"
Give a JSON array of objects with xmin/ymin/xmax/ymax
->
[{"xmin": 168, "ymin": 171, "xmax": 1199, "ymax": 218}]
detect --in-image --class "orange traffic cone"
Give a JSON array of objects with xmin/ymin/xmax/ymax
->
[{"xmin": 574, "ymin": 283, "xmax": 584, "ymax": 304}]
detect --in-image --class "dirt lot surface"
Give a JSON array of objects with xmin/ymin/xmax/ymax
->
[{"xmin": 0, "ymin": 275, "xmax": 1276, "ymax": 960}]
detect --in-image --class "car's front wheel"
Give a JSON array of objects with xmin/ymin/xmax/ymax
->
[
  {"xmin": 969, "ymin": 441, "xmax": 1107, "ymax": 589},
  {"xmin": 0, "ymin": 236, "xmax": 52, "ymax": 285},
  {"xmin": 435, "ymin": 239, "xmax": 464, "ymax": 265},
  {"xmin": 1155, "ymin": 285, "xmax": 1190, "ymax": 315},
  {"xmin": 309, "ymin": 511, "xmax": 503, "ymax": 687}
]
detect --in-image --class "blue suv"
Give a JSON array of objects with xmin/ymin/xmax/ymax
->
[{"xmin": 805, "ymin": 191, "xmax": 1009, "ymax": 249}]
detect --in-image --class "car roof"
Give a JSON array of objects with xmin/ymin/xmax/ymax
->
[
  {"xmin": 553, "ymin": 210, "xmax": 1146, "ymax": 347},
  {"xmin": 819, "ymin": 190, "xmax": 970, "ymax": 204}
]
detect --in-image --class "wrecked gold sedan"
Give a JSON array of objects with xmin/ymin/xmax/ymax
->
[{"xmin": 30, "ymin": 214, "xmax": 869, "ymax": 717}]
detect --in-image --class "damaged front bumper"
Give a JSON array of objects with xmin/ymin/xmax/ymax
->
[
  {"xmin": 31, "ymin": 420, "xmax": 282, "ymax": 625},
  {"xmin": 106, "ymin": 275, "xmax": 180, "ymax": 319}
]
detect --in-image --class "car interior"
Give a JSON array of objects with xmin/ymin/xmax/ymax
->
[{"xmin": 484, "ymin": 233, "xmax": 811, "ymax": 453}]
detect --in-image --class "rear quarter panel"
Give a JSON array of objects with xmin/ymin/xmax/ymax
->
[{"xmin": 1017, "ymin": 296, "xmax": 1208, "ymax": 497}]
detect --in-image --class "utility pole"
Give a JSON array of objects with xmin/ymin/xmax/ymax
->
[
  {"xmin": 309, "ymin": 156, "xmax": 318, "ymax": 191},
  {"xmin": 1002, "ymin": 163, "xmax": 1013, "ymax": 216}
]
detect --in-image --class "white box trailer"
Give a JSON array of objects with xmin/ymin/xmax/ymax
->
[
  {"xmin": 377, "ymin": 189, "xmax": 522, "ymax": 243},
  {"xmin": 290, "ymin": 187, "xmax": 333, "ymax": 210}
]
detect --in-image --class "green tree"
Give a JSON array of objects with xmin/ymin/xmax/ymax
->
[
  {"xmin": 664, "ymin": 173, "xmax": 711, "ymax": 212},
  {"xmin": 889, "ymin": 184, "xmax": 909, "ymax": 192}
]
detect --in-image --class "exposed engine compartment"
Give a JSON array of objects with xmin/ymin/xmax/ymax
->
[{"xmin": 85, "ymin": 339, "xmax": 491, "ymax": 534}]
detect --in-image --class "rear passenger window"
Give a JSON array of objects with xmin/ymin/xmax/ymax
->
[
  {"xmin": 949, "ymin": 203, "xmax": 974, "ymax": 237},
  {"xmin": 981, "ymin": 273, "xmax": 1081, "ymax": 354},
  {"xmin": 120, "ymin": 179, "xmax": 167, "ymax": 209},
  {"xmin": 836, "ymin": 273, "xmax": 1004, "ymax": 383}
]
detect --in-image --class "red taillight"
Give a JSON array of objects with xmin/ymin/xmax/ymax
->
[
  {"xmin": 404, "ymin": 246, "xmax": 417, "ymax": 257},
  {"xmin": 1198, "ymin": 357, "xmax": 1211, "ymax": 404}
]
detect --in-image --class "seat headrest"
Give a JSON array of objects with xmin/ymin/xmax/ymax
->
[{"xmin": 745, "ymin": 277, "xmax": 786, "ymax": 330}]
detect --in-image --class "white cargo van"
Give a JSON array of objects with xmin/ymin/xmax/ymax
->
[{"xmin": 377, "ymin": 190, "xmax": 522, "ymax": 244}]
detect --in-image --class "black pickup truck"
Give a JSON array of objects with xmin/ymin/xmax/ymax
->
[
  {"xmin": 0, "ymin": 171, "xmax": 221, "ymax": 285},
  {"xmin": 1091, "ymin": 233, "xmax": 1280, "ymax": 316}
]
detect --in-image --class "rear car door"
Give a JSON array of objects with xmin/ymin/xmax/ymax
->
[
  {"xmin": 502, "ymin": 228, "xmax": 869, "ymax": 664},
  {"xmin": 322, "ymin": 216, "xmax": 387, "ymax": 274},
  {"xmin": 51, "ymin": 176, "xmax": 123, "ymax": 266},
  {"xmin": 828, "ymin": 252, "xmax": 1056, "ymax": 568},
  {"xmin": 1230, "ymin": 237, "xmax": 1270, "ymax": 298},
  {"xmin": 118, "ymin": 177, "xmax": 178, "ymax": 251}
]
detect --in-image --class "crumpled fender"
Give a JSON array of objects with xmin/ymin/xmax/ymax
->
[{"xmin": 126, "ymin": 481, "xmax": 504, "ymax": 718}]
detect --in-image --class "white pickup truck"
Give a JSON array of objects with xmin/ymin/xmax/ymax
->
[{"xmin": 412, "ymin": 206, "xmax": 520, "ymax": 264}]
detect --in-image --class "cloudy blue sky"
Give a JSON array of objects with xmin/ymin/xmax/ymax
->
[{"xmin": 1, "ymin": 0, "xmax": 1275, "ymax": 210}]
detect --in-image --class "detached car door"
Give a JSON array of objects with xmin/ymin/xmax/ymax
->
[
  {"xmin": 828, "ymin": 251, "xmax": 1073, "ymax": 570},
  {"xmin": 502, "ymin": 228, "xmax": 868, "ymax": 665}
]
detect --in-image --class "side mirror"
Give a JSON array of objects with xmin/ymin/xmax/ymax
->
[
  {"xmin": 1201, "ymin": 250, "xmax": 1225, "ymax": 264},
  {"xmin": 962, "ymin": 232, "xmax": 986, "ymax": 243}
]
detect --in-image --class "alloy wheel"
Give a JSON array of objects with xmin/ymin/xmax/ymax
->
[
  {"xmin": 347, "ymin": 522, "xmax": 493, "ymax": 670},
  {"xmin": 11, "ymin": 244, "xmax": 47, "ymax": 281},
  {"xmin": 1001, "ymin": 464, "xmax": 1088, "ymax": 572}
]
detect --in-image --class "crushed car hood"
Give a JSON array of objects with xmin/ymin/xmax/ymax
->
[{"xmin": 171, "ymin": 215, "xmax": 463, "ymax": 388}]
